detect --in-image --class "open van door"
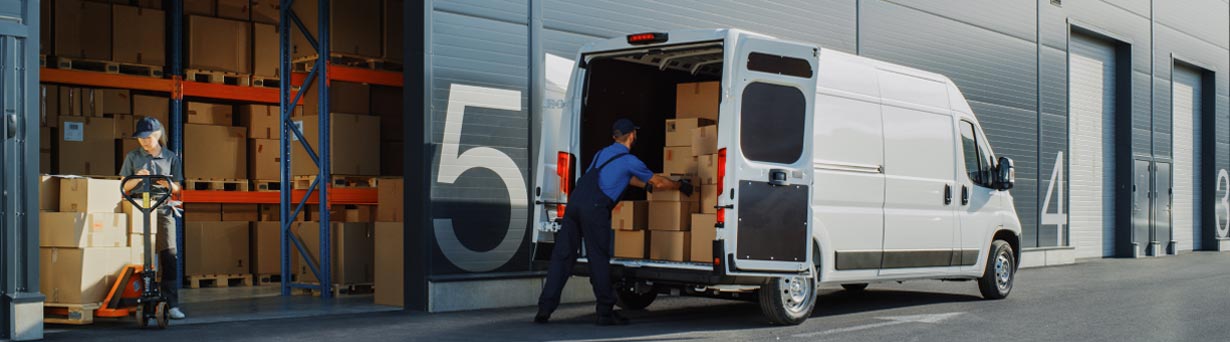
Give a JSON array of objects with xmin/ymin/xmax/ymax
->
[
  {"xmin": 531, "ymin": 54, "xmax": 581, "ymax": 260},
  {"xmin": 719, "ymin": 35, "xmax": 818, "ymax": 276}
]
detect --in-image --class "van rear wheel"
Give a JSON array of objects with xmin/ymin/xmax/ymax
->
[
  {"xmin": 977, "ymin": 240, "xmax": 1015, "ymax": 299},
  {"xmin": 615, "ymin": 288, "xmax": 658, "ymax": 311},
  {"xmin": 758, "ymin": 267, "xmax": 816, "ymax": 325}
]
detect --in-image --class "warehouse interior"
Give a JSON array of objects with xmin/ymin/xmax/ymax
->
[{"xmin": 34, "ymin": 0, "xmax": 409, "ymax": 329}]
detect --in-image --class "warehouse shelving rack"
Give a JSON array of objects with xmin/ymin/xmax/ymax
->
[{"xmin": 39, "ymin": 0, "xmax": 401, "ymax": 298}]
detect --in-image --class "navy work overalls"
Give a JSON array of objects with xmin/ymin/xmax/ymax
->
[{"xmin": 538, "ymin": 152, "xmax": 631, "ymax": 315}]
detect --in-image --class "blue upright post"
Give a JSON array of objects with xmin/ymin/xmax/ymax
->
[
  {"xmin": 317, "ymin": 0, "xmax": 333, "ymax": 299},
  {"xmin": 279, "ymin": 0, "xmax": 293, "ymax": 297},
  {"xmin": 170, "ymin": 0, "xmax": 185, "ymax": 292}
]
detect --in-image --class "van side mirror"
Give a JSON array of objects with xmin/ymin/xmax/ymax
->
[{"xmin": 995, "ymin": 157, "xmax": 1015, "ymax": 191}]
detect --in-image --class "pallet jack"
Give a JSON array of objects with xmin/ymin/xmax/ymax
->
[{"xmin": 95, "ymin": 175, "xmax": 174, "ymax": 329}]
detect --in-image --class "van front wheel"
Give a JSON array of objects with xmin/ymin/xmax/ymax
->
[
  {"xmin": 758, "ymin": 268, "xmax": 816, "ymax": 325},
  {"xmin": 977, "ymin": 240, "xmax": 1015, "ymax": 299}
]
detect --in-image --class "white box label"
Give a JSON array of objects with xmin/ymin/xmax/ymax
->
[{"xmin": 63, "ymin": 121, "xmax": 84, "ymax": 142}]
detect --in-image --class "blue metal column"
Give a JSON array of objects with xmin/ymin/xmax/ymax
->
[
  {"xmin": 279, "ymin": 0, "xmax": 293, "ymax": 297},
  {"xmin": 316, "ymin": 0, "xmax": 333, "ymax": 299},
  {"xmin": 170, "ymin": 0, "xmax": 185, "ymax": 291}
]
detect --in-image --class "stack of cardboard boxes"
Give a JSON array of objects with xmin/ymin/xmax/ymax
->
[
  {"xmin": 39, "ymin": 177, "xmax": 140, "ymax": 305},
  {"xmin": 374, "ymin": 177, "xmax": 404, "ymax": 306},
  {"xmin": 50, "ymin": 0, "xmax": 166, "ymax": 67}
]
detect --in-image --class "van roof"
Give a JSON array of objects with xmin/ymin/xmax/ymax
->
[{"xmin": 578, "ymin": 29, "xmax": 777, "ymax": 55}]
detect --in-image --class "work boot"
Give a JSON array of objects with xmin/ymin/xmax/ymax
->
[
  {"xmin": 534, "ymin": 309, "xmax": 551, "ymax": 324},
  {"xmin": 596, "ymin": 311, "xmax": 629, "ymax": 326},
  {"xmin": 169, "ymin": 307, "xmax": 186, "ymax": 320}
]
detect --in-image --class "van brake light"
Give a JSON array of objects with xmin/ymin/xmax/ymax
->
[
  {"xmin": 716, "ymin": 148, "xmax": 727, "ymax": 225},
  {"xmin": 556, "ymin": 152, "xmax": 575, "ymax": 218},
  {"xmin": 627, "ymin": 32, "xmax": 668, "ymax": 45}
]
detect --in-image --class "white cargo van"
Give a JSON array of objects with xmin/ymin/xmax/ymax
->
[{"xmin": 532, "ymin": 29, "xmax": 1023, "ymax": 325}]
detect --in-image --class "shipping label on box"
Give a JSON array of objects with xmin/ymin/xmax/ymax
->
[
  {"xmin": 692, "ymin": 125, "xmax": 718, "ymax": 156},
  {"xmin": 665, "ymin": 118, "xmax": 713, "ymax": 147},
  {"xmin": 61, "ymin": 121, "xmax": 84, "ymax": 142},
  {"xmin": 39, "ymin": 212, "xmax": 128, "ymax": 248},
  {"xmin": 648, "ymin": 201, "xmax": 693, "ymax": 231},
  {"xmin": 690, "ymin": 213, "xmax": 717, "ymax": 262},
  {"xmin": 59, "ymin": 178, "xmax": 123, "ymax": 213},
  {"xmin": 701, "ymin": 185, "xmax": 718, "ymax": 214},
  {"xmin": 676, "ymin": 81, "xmax": 720, "ymax": 120},
  {"xmin": 615, "ymin": 229, "xmax": 648, "ymax": 259},
  {"xmin": 650, "ymin": 231, "xmax": 691, "ymax": 262},
  {"xmin": 611, "ymin": 201, "xmax": 648, "ymax": 231},
  {"xmin": 698, "ymin": 154, "xmax": 718, "ymax": 185},
  {"xmin": 663, "ymin": 146, "xmax": 698, "ymax": 175}
]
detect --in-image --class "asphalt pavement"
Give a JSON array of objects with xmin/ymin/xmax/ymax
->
[{"xmin": 43, "ymin": 251, "xmax": 1230, "ymax": 341}]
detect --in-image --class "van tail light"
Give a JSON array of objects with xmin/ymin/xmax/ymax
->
[
  {"xmin": 556, "ymin": 152, "xmax": 575, "ymax": 218},
  {"xmin": 716, "ymin": 148, "xmax": 727, "ymax": 225}
]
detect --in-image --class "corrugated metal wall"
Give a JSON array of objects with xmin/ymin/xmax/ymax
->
[{"xmin": 422, "ymin": 0, "xmax": 1230, "ymax": 276}]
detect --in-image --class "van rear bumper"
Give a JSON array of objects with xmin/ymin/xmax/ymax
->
[{"xmin": 567, "ymin": 259, "xmax": 770, "ymax": 286}]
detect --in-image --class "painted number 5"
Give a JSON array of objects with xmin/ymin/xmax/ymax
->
[{"xmin": 434, "ymin": 84, "xmax": 527, "ymax": 272}]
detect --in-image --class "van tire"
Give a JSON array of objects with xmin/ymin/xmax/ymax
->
[
  {"xmin": 841, "ymin": 283, "xmax": 868, "ymax": 292},
  {"xmin": 978, "ymin": 240, "xmax": 1015, "ymax": 299},
  {"xmin": 758, "ymin": 267, "xmax": 816, "ymax": 325},
  {"xmin": 615, "ymin": 288, "xmax": 657, "ymax": 311}
]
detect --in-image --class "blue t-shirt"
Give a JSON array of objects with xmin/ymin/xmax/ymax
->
[{"xmin": 589, "ymin": 143, "xmax": 655, "ymax": 202}]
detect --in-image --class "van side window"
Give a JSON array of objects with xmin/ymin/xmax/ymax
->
[
  {"xmin": 959, "ymin": 121, "xmax": 983, "ymax": 184},
  {"xmin": 974, "ymin": 126, "xmax": 995, "ymax": 181},
  {"xmin": 740, "ymin": 82, "xmax": 806, "ymax": 164}
]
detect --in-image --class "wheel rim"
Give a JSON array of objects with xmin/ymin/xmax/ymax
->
[
  {"xmin": 994, "ymin": 251, "xmax": 1013, "ymax": 293},
  {"xmin": 779, "ymin": 268, "xmax": 814, "ymax": 314}
]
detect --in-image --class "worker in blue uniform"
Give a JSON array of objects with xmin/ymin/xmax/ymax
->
[{"xmin": 536, "ymin": 118, "xmax": 693, "ymax": 326}]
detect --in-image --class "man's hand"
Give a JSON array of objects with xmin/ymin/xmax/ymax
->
[{"xmin": 677, "ymin": 179, "xmax": 694, "ymax": 197}]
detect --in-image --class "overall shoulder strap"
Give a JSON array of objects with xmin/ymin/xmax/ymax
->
[{"xmin": 593, "ymin": 152, "xmax": 631, "ymax": 172}]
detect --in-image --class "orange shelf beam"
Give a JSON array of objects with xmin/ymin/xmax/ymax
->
[
  {"xmin": 40, "ymin": 68, "xmax": 172, "ymax": 93},
  {"xmin": 291, "ymin": 65, "xmax": 402, "ymax": 88},
  {"xmin": 181, "ymin": 81, "xmax": 281, "ymax": 104},
  {"xmin": 181, "ymin": 188, "xmax": 378, "ymax": 205}
]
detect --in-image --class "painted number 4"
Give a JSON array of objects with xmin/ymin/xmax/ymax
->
[{"xmin": 1041, "ymin": 152, "xmax": 1067, "ymax": 245}]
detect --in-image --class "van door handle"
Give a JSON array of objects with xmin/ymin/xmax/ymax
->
[
  {"xmin": 943, "ymin": 184, "xmax": 952, "ymax": 205},
  {"xmin": 961, "ymin": 185, "xmax": 970, "ymax": 205}
]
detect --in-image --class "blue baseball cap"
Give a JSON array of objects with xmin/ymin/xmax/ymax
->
[
  {"xmin": 612, "ymin": 118, "xmax": 639, "ymax": 136},
  {"xmin": 133, "ymin": 117, "xmax": 163, "ymax": 138}
]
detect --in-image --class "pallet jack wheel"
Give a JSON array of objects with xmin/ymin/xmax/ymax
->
[
  {"xmin": 155, "ymin": 302, "xmax": 170, "ymax": 329},
  {"xmin": 135, "ymin": 304, "xmax": 148, "ymax": 328}
]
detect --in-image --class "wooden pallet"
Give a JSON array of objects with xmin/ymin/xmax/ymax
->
[
  {"xmin": 252, "ymin": 76, "xmax": 281, "ymax": 88},
  {"xmin": 292, "ymin": 53, "xmax": 399, "ymax": 72},
  {"xmin": 44, "ymin": 302, "xmax": 101, "ymax": 325},
  {"xmin": 54, "ymin": 57, "xmax": 164, "ymax": 77},
  {"xmin": 253, "ymin": 179, "xmax": 284, "ymax": 192},
  {"xmin": 186, "ymin": 179, "xmax": 250, "ymax": 191},
  {"xmin": 255, "ymin": 273, "xmax": 296, "ymax": 285},
  {"xmin": 186, "ymin": 273, "xmax": 254, "ymax": 289},
  {"xmin": 186, "ymin": 68, "xmax": 252, "ymax": 86},
  {"xmin": 293, "ymin": 175, "xmax": 377, "ymax": 190},
  {"xmin": 292, "ymin": 282, "xmax": 374, "ymax": 297}
]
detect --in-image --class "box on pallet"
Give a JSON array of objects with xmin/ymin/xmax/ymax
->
[
  {"xmin": 252, "ymin": 222, "xmax": 296, "ymax": 276},
  {"xmin": 663, "ymin": 146, "xmax": 697, "ymax": 175},
  {"xmin": 249, "ymin": 139, "xmax": 281, "ymax": 181},
  {"xmin": 253, "ymin": 23, "xmax": 279, "ymax": 78},
  {"xmin": 112, "ymin": 5, "xmax": 165, "ymax": 66},
  {"xmin": 40, "ymin": 247, "xmax": 131, "ymax": 304},
  {"xmin": 676, "ymin": 81, "xmax": 720, "ymax": 120},
  {"xmin": 614, "ymin": 229, "xmax": 648, "ymax": 259},
  {"xmin": 377, "ymin": 178, "xmax": 404, "ymax": 222},
  {"xmin": 59, "ymin": 178, "xmax": 122, "ymax": 213},
  {"xmin": 374, "ymin": 222, "xmax": 403, "ymax": 307},
  {"xmin": 292, "ymin": 113, "xmax": 380, "ymax": 176},
  {"xmin": 133, "ymin": 94, "xmax": 170, "ymax": 128},
  {"xmin": 648, "ymin": 201, "xmax": 693, "ymax": 231},
  {"xmin": 611, "ymin": 201, "xmax": 648, "ymax": 231},
  {"xmin": 57, "ymin": 118, "xmax": 117, "ymax": 176},
  {"xmin": 690, "ymin": 213, "xmax": 716, "ymax": 262},
  {"xmin": 222, "ymin": 204, "xmax": 259, "ymax": 221},
  {"xmin": 293, "ymin": 222, "xmax": 375, "ymax": 285},
  {"xmin": 53, "ymin": 0, "xmax": 112, "ymax": 60},
  {"xmin": 186, "ymin": 15, "xmax": 252, "ymax": 74},
  {"xmin": 665, "ymin": 118, "xmax": 713, "ymax": 147},
  {"xmin": 239, "ymin": 104, "xmax": 295, "ymax": 139},
  {"xmin": 290, "ymin": 0, "xmax": 382, "ymax": 59},
  {"xmin": 187, "ymin": 102, "xmax": 233, "ymax": 125},
  {"xmin": 184, "ymin": 124, "xmax": 247, "ymax": 179},
  {"xmin": 39, "ymin": 212, "xmax": 127, "ymax": 248},
  {"xmin": 183, "ymin": 203, "xmax": 222, "ymax": 222},
  {"xmin": 95, "ymin": 89, "xmax": 131, "ymax": 116},
  {"xmin": 650, "ymin": 231, "xmax": 691, "ymax": 262},
  {"xmin": 185, "ymin": 221, "xmax": 250, "ymax": 275}
]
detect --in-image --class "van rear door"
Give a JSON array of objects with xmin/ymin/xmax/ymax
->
[
  {"xmin": 531, "ymin": 55, "xmax": 582, "ymax": 257},
  {"xmin": 719, "ymin": 36, "xmax": 818, "ymax": 275}
]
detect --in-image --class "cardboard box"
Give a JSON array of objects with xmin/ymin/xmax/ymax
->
[
  {"xmin": 114, "ymin": 115, "xmax": 134, "ymax": 139},
  {"xmin": 93, "ymin": 88, "xmax": 133, "ymax": 116},
  {"xmin": 698, "ymin": 154, "xmax": 718, "ymax": 185},
  {"xmin": 259, "ymin": 204, "xmax": 306, "ymax": 222},
  {"xmin": 663, "ymin": 146, "xmax": 697, "ymax": 175},
  {"xmin": 253, "ymin": 23, "xmax": 279, "ymax": 78},
  {"xmin": 184, "ymin": 124, "xmax": 247, "ymax": 179},
  {"xmin": 59, "ymin": 178, "xmax": 122, "ymax": 213},
  {"xmin": 251, "ymin": 222, "xmax": 292, "ymax": 275},
  {"xmin": 222, "ymin": 204, "xmax": 259, "ymax": 221},
  {"xmin": 121, "ymin": 139, "xmax": 140, "ymax": 158},
  {"xmin": 186, "ymin": 15, "xmax": 252, "ymax": 74},
  {"xmin": 665, "ymin": 118, "xmax": 713, "ymax": 147},
  {"xmin": 187, "ymin": 102, "xmax": 234, "ymax": 125},
  {"xmin": 337, "ymin": 205, "xmax": 376, "ymax": 223},
  {"xmin": 40, "ymin": 247, "xmax": 131, "ymax": 304},
  {"xmin": 290, "ymin": 0, "xmax": 382, "ymax": 59},
  {"xmin": 676, "ymin": 81, "xmax": 720, "ymax": 120},
  {"xmin": 248, "ymin": 139, "xmax": 280, "ymax": 180},
  {"xmin": 611, "ymin": 201, "xmax": 648, "ymax": 231},
  {"xmin": 40, "ymin": 212, "xmax": 128, "ymax": 248},
  {"xmin": 250, "ymin": 0, "xmax": 280, "ymax": 24},
  {"xmin": 129, "ymin": 233, "xmax": 154, "ymax": 264},
  {"xmin": 701, "ymin": 185, "xmax": 718, "ymax": 214},
  {"xmin": 384, "ymin": 0, "xmax": 404, "ymax": 61},
  {"xmin": 112, "ymin": 5, "xmax": 165, "ymax": 66},
  {"xmin": 648, "ymin": 201, "xmax": 693, "ymax": 231},
  {"xmin": 59, "ymin": 117, "xmax": 114, "ymax": 142},
  {"xmin": 690, "ymin": 214, "xmax": 717, "ymax": 262},
  {"xmin": 183, "ymin": 0, "xmax": 216, "ymax": 16},
  {"xmin": 377, "ymin": 178, "xmax": 404, "ymax": 222},
  {"xmin": 133, "ymin": 95, "xmax": 170, "ymax": 128},
  {"xmin": 374, "ymin": 221, "xmax": 404, "ymax": 307},
  {"xmin": 292, "ymin": 113, "xmax": 380, "ymax": 176},
  {"xmin": 647, "ymin": 174, "xmax": 699, "ymax": 203},
  {"xmin": 42, "ymin": 85, "xmax": 59, "ymax": 127},
  {"xmin": 650, "ymin": 231, "xmax": 691, "ymax": 262},
  {"xmin": 217, "ymin": 0, "xmax": 251, "ymax": 20},
  {"xmin": 302, "ymin": 81, "xmax": 371, "ymax": 117},
  {"xmin": 185, "ymin": 221, "xmax": 250, "ymax": 275},
  {"xmin": 184, "ymin": 203, "xmax": 223, "ymax": 222},
  {"xmin": 121, "ymin": 201, "xmax": 159, "ymax": 236},
  {"xmin": 293, "ymin": 222, "xmax": 375, "ymax": 284},
  {"xmin": 40, "ymin": 176, "xmax": 61, "ymax": 211},
  {"xmin": 239, "ymin": 104, "xmax": 280, "ymax": 140},
  {"xmin": 41, "ymin": 151, "xmax": 52, "ymax": 174},
  {"xmin": 381, "ymin": 140, "xmax": 404, "ymax": 177},
  {"xmin": 58, "ymin": 140, "xmax": 116, "ymax": 175},
  {"xmin": 59, "ymin": 87, "xmax": 83, "ymax": 116},
  {"xmin": 614, "ymin": 229, "xmax": 647, "ymax": 259},
  {"xmin": 54, "ymin": 0, "xmax": 112, "ymax": 60},
  {"xmin": 692, "ymin": 125, "xmax": 718, "ymax": 156},
  {"xmin": 372, "ymin": 85, "xmax": 404, "ymax": 141}
]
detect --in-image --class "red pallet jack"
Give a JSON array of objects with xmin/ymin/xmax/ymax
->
[{"xmin": 95, "ymin": 175, "xmax": 174, "ymax": 329}]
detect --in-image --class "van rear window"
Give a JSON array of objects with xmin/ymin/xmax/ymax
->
[
  {"xmin": 740, "ymin": 82, "xmax": 805, "ymax": 164},
  {"xmin": 747, "ymin": 52, "xmax": 813, "ymax": 78}
]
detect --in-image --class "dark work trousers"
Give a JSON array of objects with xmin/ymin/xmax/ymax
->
[
  {"xmin": 538, "ymin": 153, "xmax": 630, "ymax": 316},
  {"xmin": 156, "ymin": 208, "xmax": 180, "ymax": 308}
]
